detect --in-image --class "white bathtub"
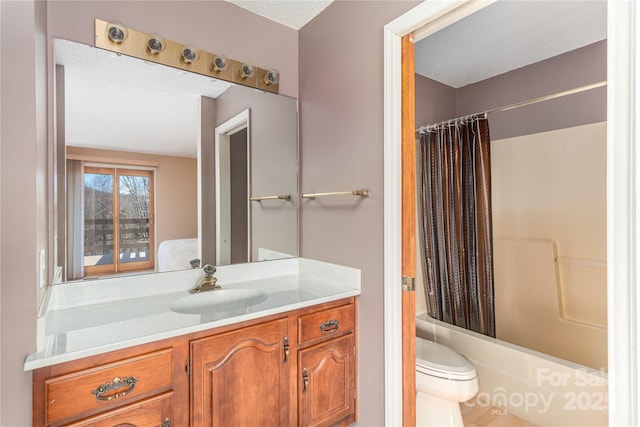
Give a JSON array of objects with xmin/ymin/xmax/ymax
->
[{"xmin": 416, "ymin": 313, "xmax": 608, "ymax": 426}]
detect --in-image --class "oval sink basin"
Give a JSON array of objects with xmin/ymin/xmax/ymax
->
[{"xmin": 170, "ymin": 289, "xmax": 268, "ymax": 315}]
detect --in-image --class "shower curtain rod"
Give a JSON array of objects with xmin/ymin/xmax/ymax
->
[{"xmin": 415, "ymin": 80, "xmax": 607, "ymax": 133}]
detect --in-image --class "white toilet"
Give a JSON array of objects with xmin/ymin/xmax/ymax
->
[{"xmin": 415, "ymin": 337, "xmax": 479, "ymax": 427}]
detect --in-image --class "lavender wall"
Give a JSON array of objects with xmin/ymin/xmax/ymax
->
[
  {"xmin": 0, "ymin": 2, "xmax": 298, "ymax": 424},
  {"xmin": 415, "ymin": 74, "xmax": 456, "ymax": 127},
  {"xmin": 415, "ymin": 41, "xmax": 606, "ymax": 140},
  {"xmin": 216, "ymin": 86, "xmax": 299, "ymax": 262},
  {"xmin": 456, "ymin": 40, "xmax": 607, "ymax": 140},
  {"xmin": 0, "ymin": 1, "xmax": 47, "ymax": 425},
  {"xmin": 299, "ymin": 1, "xmax": 419, "ymax": 424},
  {"xmin": 201, "ymin": 96, "xmax": 217, "ymax": 265}
]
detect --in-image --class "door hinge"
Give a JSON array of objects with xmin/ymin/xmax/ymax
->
[
  {"xmin": 402, "ymin": 276, "xmax": 415, "ymax": 292},
  {"xmin": 185, "ymin": 357, "xmax": 190, "ymax": 377}
]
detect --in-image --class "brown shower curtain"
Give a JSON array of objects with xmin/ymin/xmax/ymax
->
[{"xmin": 418, "ymin": 117, "xmax": 495, "ymax": 337}]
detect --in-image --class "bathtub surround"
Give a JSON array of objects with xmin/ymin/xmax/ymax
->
[{"xmin": 492, "ymin": 122, "xmax": 607, "ymax": 370}]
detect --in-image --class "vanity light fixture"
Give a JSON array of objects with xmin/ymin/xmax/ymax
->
[
  {"xmin": 146, "ymin": 34, "xmax": 166, "ymax": 55},
  {"xmin": 263, "ymin": 69, "xmax": 280, "ymax": 86},
  {"xmin": 106, "ymin": 21, "xmax": 128, "ymax": 44},
  {"xmin": 211, "ymin": 55, "xmax": 229, "ymax": 72},
  {"xmin": 181, "ymin": 46, "xmax": 199, "ymax": 64},
  {"xmin": 95, "ymin": 18, "xmax": 280, "ymax": 93},
  {"xmin": 239, "ymin": 64, "xmax": 255, "ymax": 79}
]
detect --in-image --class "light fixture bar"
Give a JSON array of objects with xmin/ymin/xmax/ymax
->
[{"xmin": 95, "ymin": 19, "xmax": 279, "ymax": 94}]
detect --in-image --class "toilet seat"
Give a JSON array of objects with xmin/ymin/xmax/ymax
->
[{"xmin": 416, "ymin": 338, "xmax": 477, "ymax": 381}]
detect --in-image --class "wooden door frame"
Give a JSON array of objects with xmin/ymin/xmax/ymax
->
[
  {"xmin": 400, "ymin": 33, "xmax": 416, "ymax": 427},
  {"xmin": 383, "ymin": 3, "xmax": 495, "ymax": 425},
  {"xmin": 383, "ymin": 1, "xmax": 639, "ymax": 426}
]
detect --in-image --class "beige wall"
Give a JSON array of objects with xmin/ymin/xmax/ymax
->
[
  {"xmin": 66, "ymin": 146, "xmax": 198, "ymax": 247},
  {"xmin": 299, "ymin": 1, "xmax": 420, "ymax": 424}
]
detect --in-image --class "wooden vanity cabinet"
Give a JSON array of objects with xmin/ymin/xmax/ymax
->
[
  {"xmin": 63, "ymin": 392, "xmax": 173, "ymax": 427},
  {"xmin": 32, "ymin": 341, "xmax": 189, "ymax": 427},
  {"xmin": 297, "ymin": 303, "xmax": 357, "ymax": 427},
  {"xmin": 189, "ymin": 318, "xmax": 290, "ymax": 426},
  {"xmin": 32, "ymin": 298, "xmax": 357, "ymax": 427}
]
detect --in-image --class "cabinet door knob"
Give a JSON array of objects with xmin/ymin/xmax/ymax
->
[
  {"xmin": 283, "ymin": 337, "xmax": 290, "ymax": 364},
  {"xmin": 162, "ymin": 417, "xmax": 171, "ymax": 427},
  {"xmin": 91, "ymin": 376, "xmax": 138, "ymax": 401},
  {"xmin": 302, "ymin": 368, "xmax": 309, "ymax": 393},
  {"xmin": 320, "ymin": 319, "xmax": 339, "ymax": 333}
]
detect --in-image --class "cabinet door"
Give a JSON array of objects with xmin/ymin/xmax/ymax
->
[
  {"xmin": 190, "ymin": 318, "xmax": 290, "ymax": 427},
  {"xmin": 65, "ymin": 392, "xmax": 173, "ymax": 427},
  {"xmin": 298, "ymin": 333, "xmax": 355, "ymax": 427}
]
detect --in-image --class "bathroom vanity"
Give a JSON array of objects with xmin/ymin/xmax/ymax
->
[{"xmin": 26, "ymin": 258, "xmax": 360, "ymax": 427}]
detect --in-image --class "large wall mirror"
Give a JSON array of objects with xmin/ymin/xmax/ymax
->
[
  {"xmin": 53, "ymin": 39, "xmax": 298, "ymax": 283},
  {"xmin": 414, "ymin": 0, "xmax": 607, "ymax": 371}
]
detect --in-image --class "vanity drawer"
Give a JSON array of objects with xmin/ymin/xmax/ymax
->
[
  {"xmin": 65, "ymin": 391, "xmax": 173, "ymax": 427},
  {"xmin": 44, "ymin": 348, "xmax": 173, "ymax": 425},
  {"xmin": 298, "ymin": 303, "xmax": 355, "ymax": 346}
]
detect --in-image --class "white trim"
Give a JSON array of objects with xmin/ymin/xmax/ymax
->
[
  {"xmin": 214, "ymin": 109, "xmax": 251, "ymax": 265},
  {"xmin": 197, "ymin": 100, "xmax": 203, "ymax": 262},
  {"xmin": 384, "ymin": 0, "xmax": 638, "ymax": 425},
  {"xmin": 384, "ymin": 4, "xmax": 493, "ymax": 425},
  {"xmin": 382, "ymin": 25, "xmax": 403, "ymax": 427},
  {"xmin": 607, "ymin": 1, "xmax": 638, "ymax": 425}
]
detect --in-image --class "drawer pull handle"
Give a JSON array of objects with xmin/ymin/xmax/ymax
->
[
  {"xmin": 91, "ymin": 376, "xmax": 138, "ymax": 401},
  {"xmin": 302, "ymin": 368, "xmax": 309, "ymax": 393},
  {"xmin": 320, "ymin": 319, "xmax": 339, "ymax": 333}
]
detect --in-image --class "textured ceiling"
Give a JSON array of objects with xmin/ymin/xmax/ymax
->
[
  {"xmin": 415, "ymin": 1, "xmax": 607, "ymax": 88},
  {"xmin": 225, "ymin": 0, "xmax": 333, "ymax": 29}
]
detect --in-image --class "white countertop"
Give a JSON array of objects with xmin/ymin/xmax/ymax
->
[{"xmin": 24, "ymin": 258, "xmax": 360, "ymax": 371}]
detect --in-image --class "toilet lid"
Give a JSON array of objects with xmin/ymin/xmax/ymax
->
[{"xmin": 415, "ymin": 338, "xmax": 477, "ymax": 381}]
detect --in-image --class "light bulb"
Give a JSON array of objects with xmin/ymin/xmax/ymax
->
[
  {"xmin": 240, "ymin": 64, "xmax": 255, "ymax": 79},
  {"xmin": 263, "ymin": 70, "xmax": 280, "ymax": 85},
  {"xmin": 181, "ymin": 46, "xmax": 199, "ymax": 64},
  {"xmin": 211, "ymin": 56, "xmax": 228, "ymax": 72},
  {"xmin": 106, "ymin": 22, "xmax": 128, "ymax": 44},
  {"xmin": 146, "ymin": 34, "xmax": 165, "ymax": 55}
]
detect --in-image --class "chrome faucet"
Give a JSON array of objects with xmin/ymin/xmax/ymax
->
[{"xmin": 189, "ymin": 264, "xmax": 221, "ymax": 294}]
